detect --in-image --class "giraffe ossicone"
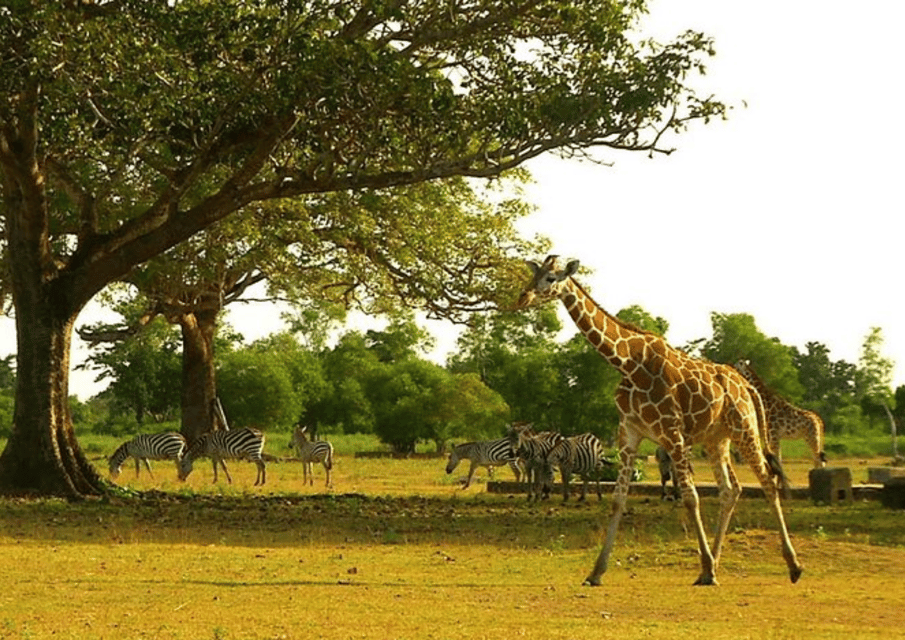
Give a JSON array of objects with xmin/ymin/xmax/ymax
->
[{"xmin": 516, "ymin": 255, "xmax": 803, "ymax": 586}]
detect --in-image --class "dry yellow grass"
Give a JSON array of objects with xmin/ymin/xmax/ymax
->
[{"xmin": 0, "ymin": 454, "xmax": 903, "ymax": 639}]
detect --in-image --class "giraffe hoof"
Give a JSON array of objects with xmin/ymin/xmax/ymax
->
[
  {"xmin": 582, "ymin": 576, "xmax": 602, "ymax": 587},
  {"xmin": 790, "ymin": 565, "xmax": 803, "ymax": 584},
  {"xmin": 693, "ymin": 575, "xmax": 718, "ymax": 586}
]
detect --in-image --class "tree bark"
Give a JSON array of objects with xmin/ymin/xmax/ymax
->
[
  {"xmin": 178, "ymin": 307, "xmax": 221, "ymax": 442},
  {"xmin": 0, "ymin": 286, "xmax": 105, "ymax": 498}
]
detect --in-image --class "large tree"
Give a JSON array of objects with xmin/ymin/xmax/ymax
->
[{"xmin": 0, "ymin": 1, "xmax": 725, "ymax": 497}]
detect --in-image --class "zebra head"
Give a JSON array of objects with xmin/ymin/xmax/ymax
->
[
  {"xmin": 445, "ymin": 446, "xmax": 461, "ymax": 474},
  {"xmin": 176, "ymin": 454, "xmax": 193, "ymax": 481},
  {"xmin": 289, "ymin": 424, "xmax": 310, "ymax": 452},
  {"xmin": 505, "ymin": 421, "xmax": 533, "ymax": 454},
  {"xmin": 108, "ymin": 443, "xmax": 128, "ymax": 478},
  {"xmin": 177, "ymin": 436, "xmax": 206, "ymax": 481}
]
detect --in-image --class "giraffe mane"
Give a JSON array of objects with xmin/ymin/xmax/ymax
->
[{"xmin": 567, "ymin": 277, "xmax": 670, "ymax": 341}]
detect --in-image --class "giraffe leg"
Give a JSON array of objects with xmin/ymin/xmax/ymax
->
[
  {"xmin": 807, "ymin": 429, "xmax": 826, "ymax": 469},
  {"xmin": 584, "ymin": 431, "xmax": 639, "ymax": 586},
  {"xmin": 706, "ymin": 441, "xmax": 741, "ymax": 572},
  {"xmin": 667, "ymin": 447, "xmax": 719, "ymax": 586},
  {"xmin": 738, "ymin": 437, "xmax": 804, "ymax": 583}
]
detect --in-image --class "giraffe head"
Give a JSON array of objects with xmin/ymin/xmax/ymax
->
[
  {"xmin": 516, "ymin": 255, "xmax": 580, "ymax": 308},
  {"xmin": 734, "ymin": 359, "xmax": 756, "ymax": 381}
]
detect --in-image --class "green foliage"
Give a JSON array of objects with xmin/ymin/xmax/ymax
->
[
  {"xmin": 0, "ymin": 391, "xmax": 11, "ymax": 439},
  {"xmin": 217, "ymin": 349, "xmax": 300, "ymax": 430},
  {"xmin": 700, "ymin": 312, "xmax": 804, "ymax": 402},
  {"xmin": 78, "ymin": 313, "xmax": 182, "ymax": 425}
]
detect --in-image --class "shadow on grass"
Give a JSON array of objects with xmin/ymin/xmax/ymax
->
[{"xmin": 1, "ymin": 491, "xmax": 903, "ymax": 552}]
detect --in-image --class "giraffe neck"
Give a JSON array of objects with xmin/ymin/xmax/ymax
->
[{"xmin": 559, "ymin": 278, "xmax": 657, "ymax": 373}]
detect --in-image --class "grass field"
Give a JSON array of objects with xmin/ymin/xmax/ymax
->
[{"xmin": 1, "ymin": 444, "xmax": 904, "ymax": 639}]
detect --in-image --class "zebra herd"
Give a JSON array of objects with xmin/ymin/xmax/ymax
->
[
  {"xmin": 446, "ymin": 422, "xmax": 616, "ymax": 501},
  {"xmin": 107, "ymin": 422, "xmax": 332, "ymax": 487}
]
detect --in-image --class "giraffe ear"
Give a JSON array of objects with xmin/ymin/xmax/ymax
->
[
  {"xmin": 525, "ymin": 260, "xmax": 541, "ymax": 276},
  {"xmin": 563, "ymin": 259, "xmax": 580, "ymax": 277}
]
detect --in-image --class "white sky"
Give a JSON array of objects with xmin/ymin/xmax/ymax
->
[{"xmin": 2, "ymin": 0, "xmax": 903, "ymax": 398}]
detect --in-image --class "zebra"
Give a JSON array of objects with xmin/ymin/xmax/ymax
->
[
  {"xmin": 655, "ymin": 445, "xmax": 679, "ymax": 501},
  {"xmin": 108, "ymin": 432, "xmax": 187, "ymax": 479},
  {"xmin": 543, "ymin": 433, "xmax": 613, "ymax": 501},
  {"xmin": 289, "ymin": 423, "xmax": 334, "ymax": 488},
  {"xmin": 506, "ymin": 423, "xmax": 562, "ymax": 501},
  {"xmin": 178, "ymin": 427, "xmax": 266, "ymax": 486},
  {"xmin": 445, "ymin": 437, "xmax": 521, "ymax": 489}
]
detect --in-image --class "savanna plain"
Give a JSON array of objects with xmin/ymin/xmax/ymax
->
[{"xmin": 1, "ymin": 437, "xmax": 904, "ymax": 640}]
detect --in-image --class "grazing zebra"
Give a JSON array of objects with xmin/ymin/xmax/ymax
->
[
  {"xmin": 543, "ymin": 433, "xmax": 612, "ymax": 501},
  {"xmin": 289, "ymin": 424, "xmax": 334, "ymax": 488},
  {"xmin": 506, "ymin": 423, "xmax": 563, "ymax": 501},
  {"xmin": 445, "ymin": 438, "xmax": 520, "ymax": 489},
  {"xmin": 655, "ymin": 446, "xmax": 679, "ymax": 501},
  {"xmin": 178, "ymin": 427, "xmax": 266, "ymax": 486},
  {"xmin": 108, "ymin": 432, "xmax": 187, "ymax": 479}
]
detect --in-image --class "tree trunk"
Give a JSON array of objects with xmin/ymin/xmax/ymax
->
[
  {"xmin": 178, "ymin": 308, "xmax": 220, "ymax": 442},
  {"xmin": 0, "ymin": 290, "xmax": 105, "ymax": 498}
]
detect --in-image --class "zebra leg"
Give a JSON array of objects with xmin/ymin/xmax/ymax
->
[
  {"xmin": 509, "ymin": 459, "xmax": 522, "ymax": 484},
  {"xmin": 323, "ymin": 462, "xmax": 331, "ymax": 489},
  {"xmin": 134, "ymin": 457, "xmax": 141, "ymax": 478},
  {"xmin": 561, "ymin": 467, "xmax": 571, "ymax": 502},
  {"xmin": 255, "ymin": 460, "xmax": 266, "ymax": 486},
  {"xmin": 462, "ymin": 461, "xmax": 478, "ymax": 489},
  {"xmin": 143, "ymin": 459, "xmax": 154, "ymax": 479},
  {"xmin": 216, "ymin": 458, "xmax": 233, "ymax": 484}
]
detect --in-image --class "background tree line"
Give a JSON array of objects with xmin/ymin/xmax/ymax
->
[{"xmin": 1, "ymin": 306, "xmax": 897, "ymax": 456}]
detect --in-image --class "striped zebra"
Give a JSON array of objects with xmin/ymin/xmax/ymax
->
[
  {"xmin": 108, "ymin": 432, "xmax": 187, "ymax": 479},
  {"xmin": 445, "ymin": 438, "xmax": 521, "ymax": 489},
  {"xmin": 178, "ymin": 427, "xmax": 266, "ymax": 486},
  {"xmin": 289, "ymin": 424, "xmax": 334, "ymax": 488},
  {"xmin": 506, "ymin": 423, "xmax": 562, "ymax": 501},
  {"xmin": 544, "ymin": 433, "xmax": 612, "ymax": 501}
]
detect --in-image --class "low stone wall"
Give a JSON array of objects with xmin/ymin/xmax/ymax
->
[{"xmin": 486, "ymin": 479, "xmax": 881, "ymax": 501}]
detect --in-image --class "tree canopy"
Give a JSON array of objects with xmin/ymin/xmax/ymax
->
[{"xmin": 0, "ymin": 0, "xmax": 725, "ymax": 497}]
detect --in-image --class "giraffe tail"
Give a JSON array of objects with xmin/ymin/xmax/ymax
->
[{"xmin": 749, "ymin": 382, "xmax": 790, "ymax": 494}]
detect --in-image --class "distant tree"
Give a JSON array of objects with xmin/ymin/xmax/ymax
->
[
  {"xmin": 216, "ymin": 349, "xmax": 300, "ymax": 431},
  {"xmin": 371, "ymin": 359, "xmax": 446, "ymax": 454},
  {"xmin": 432, "ymin": 372, "xmax": 510, "ymax": 451},
  {"xmin": 618, "ymin": 304, "xmax": 670, "ymax": 337},
  {"xmin": 78, "ymin": 301, "xmax": 182, "ymax": 425},
  {"xmin": 364, "ymin": 317, "xmax": 435, "ymax": 364},
  {"xmin": 700, "ymin": 312, "xmax": 803, "ymax": 402},
  {"xmin": 247, "ymin": 332, "xmax": 329, "ymax": 431},
  {"xmin": 309, "ymin": 332, "xmax": 381, "ymax": 434},
  {"xmin": 857, "ymin": 327, "xmax": 896, "ymax": 444},
  {"xmin": 792, "ymin": 341, "xmax": 860, "ymax": 435}
]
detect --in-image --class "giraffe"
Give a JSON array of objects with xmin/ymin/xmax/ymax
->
[
  {"xmin": 516, "ymin": 256, "xmax": 802, "ymax": 586},
  {"xmin": 734, "ymin": 359, "xmax": 827, "ymax": 469}
]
